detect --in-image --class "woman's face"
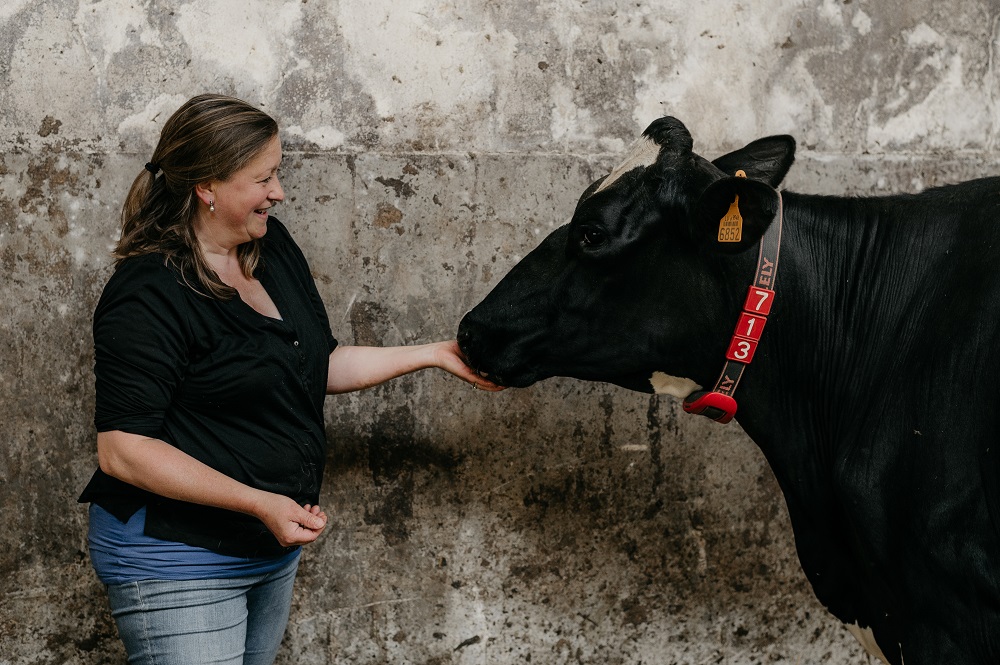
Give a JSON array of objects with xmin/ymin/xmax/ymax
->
[{"xmin": 197, "ymin": 134, "xmax": 284, "ymax": 249}]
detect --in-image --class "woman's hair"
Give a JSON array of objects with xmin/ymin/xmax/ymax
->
[{"xmin": 116, "ymin": 94, "xmax": 279, "ymax": 299}]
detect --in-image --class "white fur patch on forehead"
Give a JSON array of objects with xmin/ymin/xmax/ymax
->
[{"xmin": 593, "ymin": 136, "xmax": 661, "ymax": 195}]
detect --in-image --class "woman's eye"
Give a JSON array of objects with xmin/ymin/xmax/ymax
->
[{"xmin": 581, "ymin": 228, "xmax": 607, "ymax": 247}]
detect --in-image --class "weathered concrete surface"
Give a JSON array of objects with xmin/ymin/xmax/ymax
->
[{"xmin": 2, "ymin": 1, "xmax": 999, "ymax": 663}]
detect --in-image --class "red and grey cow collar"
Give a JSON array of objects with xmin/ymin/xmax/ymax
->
[{"xmin": 682, "ymin": 190, "xmax": 784, "ymax": 424}]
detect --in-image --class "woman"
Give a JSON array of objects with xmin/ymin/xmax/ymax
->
[{"xmin": 78, "ymin": 93, "xmax": 500, "ymax": 664}]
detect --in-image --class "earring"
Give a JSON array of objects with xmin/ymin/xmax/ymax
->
[{"xmin": 209, "ymin": 201, "xmax": 215, "ymax": 213}]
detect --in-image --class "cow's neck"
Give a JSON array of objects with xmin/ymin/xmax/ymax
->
[{"xmin": 730, "ymin": 191, "xmax": 916, "ymax": 481}]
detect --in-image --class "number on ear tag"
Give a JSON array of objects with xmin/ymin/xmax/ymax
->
[{"xmin": 718, "ymin": 195, "xmax": 743, "ymax": 243}]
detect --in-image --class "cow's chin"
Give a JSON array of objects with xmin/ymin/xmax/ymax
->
[
  {"xmin": 462, "ymin": 346, "xmax": 666, "ymax": 394},
  {"xmin": 474, "ymin": 365, "xmax": 657, "ymax": 394},
  {"xmin": 464, "ymin": 363, "xmax": 540, "ymax": 389}
]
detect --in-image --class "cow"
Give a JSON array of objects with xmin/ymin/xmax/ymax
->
[{"xmin": 456, "ymin": 116, "xmax": 1000, "ymax": 665}]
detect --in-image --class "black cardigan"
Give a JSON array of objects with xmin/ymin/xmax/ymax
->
[{"xmin": 79, "ymin": 218, "xmax": 337, "ymax": 557}]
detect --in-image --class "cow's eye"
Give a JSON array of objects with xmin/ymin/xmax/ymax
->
[{"xmin": 580, "ymin": 228, "xmax": 607, "ymax": 247}]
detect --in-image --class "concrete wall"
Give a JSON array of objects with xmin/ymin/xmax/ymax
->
[{"xmin": 2, "ymin": 1, "xmax": 999, "ymax": 663}]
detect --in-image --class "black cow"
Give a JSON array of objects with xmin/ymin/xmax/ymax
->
[{"xmin": 457, "ymin": 116, "xmax": 1000, "ymax": 665}]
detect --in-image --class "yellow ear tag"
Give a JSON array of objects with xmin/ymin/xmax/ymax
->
[{"xmin": 717, "ymin": 169, "xmax": 748, "ymax": 243}]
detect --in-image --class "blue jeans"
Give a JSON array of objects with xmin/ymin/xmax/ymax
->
[{"xmin": 105, "ymin": 555, "xmax": 299, "ymax": 665}]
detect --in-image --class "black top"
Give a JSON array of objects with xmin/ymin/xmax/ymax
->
[{"xmin": 79, "ymin": 218, "xmax": 337, "ymax": 557}]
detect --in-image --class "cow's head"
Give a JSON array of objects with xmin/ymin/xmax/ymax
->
[{"xmin": 457, "ymin": 116, "xmax": 795, "ymax": 397}]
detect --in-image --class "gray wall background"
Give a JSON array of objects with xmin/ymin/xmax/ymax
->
[{"xmin": 2, "ymin": 1, "xmax": 999, "ymax": 663}]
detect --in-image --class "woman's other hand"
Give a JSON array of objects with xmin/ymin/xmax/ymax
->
[{"xmin": 254, "ymin": 494, "xmax": 328, "ymax": 547}]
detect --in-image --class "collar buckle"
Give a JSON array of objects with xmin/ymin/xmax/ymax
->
[{"xmin": 683, "ymin": 390, "xmax": 738, "ymax": 424}]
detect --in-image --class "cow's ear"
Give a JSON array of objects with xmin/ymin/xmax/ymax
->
[
  {"xmin": 691, "ymin": 177, "xmax": 780, "ymax": 255},
  {"xmin": 712, "ymin": 135, "xmax": 795, "ymax": 187}
]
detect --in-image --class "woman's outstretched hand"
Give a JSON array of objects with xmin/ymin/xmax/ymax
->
[
  {"xmin": 326, "ymin": 341, "xmax": 506, "ymax": 394},
  {"xmin": 432, "ymin": 340, "xmax": 505, "ymax": 391}
]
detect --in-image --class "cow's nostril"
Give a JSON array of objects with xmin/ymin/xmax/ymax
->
[{"xmin": 456, "ymin": 327, "xmax": 474, "ymax": 356}]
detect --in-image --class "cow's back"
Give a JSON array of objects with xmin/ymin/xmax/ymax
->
[{"xmin": 759, "ymin": 177, "xmax": 1000, "ymax": 663}]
